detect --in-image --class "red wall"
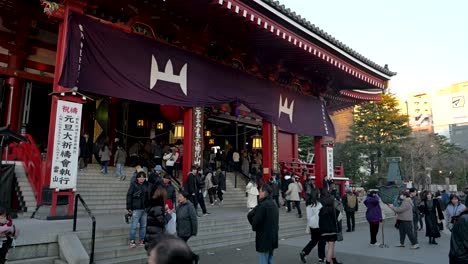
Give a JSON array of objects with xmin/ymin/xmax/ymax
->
[{"xmin": 278, "ymin": 131, "xmax": 297, "ymax": 161}]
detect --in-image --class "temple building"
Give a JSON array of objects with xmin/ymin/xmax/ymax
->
[{"xmin": 0, "ymin": 0, "xmax": 395, "ymax": 209}]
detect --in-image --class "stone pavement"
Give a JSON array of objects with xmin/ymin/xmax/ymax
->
[{"xmin": 196, "ymin": 221, "xmax": 451, "ymax": 264}]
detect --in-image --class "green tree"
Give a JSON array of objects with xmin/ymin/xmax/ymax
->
[
  {"xmin": 334, "ymin": 141, "xmax": 363, "ymax": 182},
  {"xmin": 400, "ymin": 133, "xmax": 466, "ymax": 188},
  {"xmin": 349, "ymin": 93, "xmax": 411, "ymax": 177},
  {"xmin": 298, "ymin": 135, "xmax": 314, "ymax": 161}
]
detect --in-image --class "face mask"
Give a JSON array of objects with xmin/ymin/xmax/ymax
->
[{"xmin": 400, "ymin": 195, "xmax": 405, "ymax": 200}]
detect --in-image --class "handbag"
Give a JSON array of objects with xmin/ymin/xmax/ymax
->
[
  {"xmin": 333, "ymin": 208, "xmax": 344, "ymax": 242},
  {"xmin": 394, "ymin": 219, "xmax": 401, "ymax": 229}
]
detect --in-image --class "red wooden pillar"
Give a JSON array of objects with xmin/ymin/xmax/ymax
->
[
  {"xmin": 262, "ymin": 121, "xmax": 272, "ymax": 183},
  {"xmin": 292, "ymin": 134, "xmax": 299, "ymax": 160},
  {"xmin": 3, "ymin": 8, "xmax": 30, "ymax": 131},
  {"xmin": 314, "ymin": 136, "xmax": 324, "ymax": 188},
  {"xmin": 42, "ymin": 2, "xmax": 84, "ymax": 203},
  {"xmin": 182, "ymin": 108, "xmax": 193, "ymax": 184}
]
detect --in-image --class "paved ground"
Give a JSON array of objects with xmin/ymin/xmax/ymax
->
[
  {"xmin": 195, "ymin": 221, "xmax": 451, "ymax": 264},
  {"xmin": 13, "ymin": 206, "xmax": 452, "ymax": 264}
]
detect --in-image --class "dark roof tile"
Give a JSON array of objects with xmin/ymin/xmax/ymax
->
[{"xmin": 260, "ymin": 0, "xmax": 396, "ymax": 76}]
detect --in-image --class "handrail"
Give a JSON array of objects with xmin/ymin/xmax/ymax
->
[
  {"xmin": 280, "ymin": 160, "xmax": 345, "ymax": 178},
  {"xmin": 73, "ymin": 194, "xmax": 96, "ymax": 264},
  {"xmin": 8, "ymin": 134, "xmax": 43, "ymax": 204}
]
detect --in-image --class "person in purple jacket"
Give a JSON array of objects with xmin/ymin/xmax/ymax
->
[{"xmin": 364, "ymin": 190, "xmax": 383, "ymax": 246}]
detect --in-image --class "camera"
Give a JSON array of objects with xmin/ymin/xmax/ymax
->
[{"xmin": 124, "ymin": 213, "xmax": 132, "ymax": 224}]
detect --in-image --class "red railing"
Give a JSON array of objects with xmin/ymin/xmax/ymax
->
[
  {"xmin": 8, "ymin": 134, "xmax": 43, "ymax": 204},
  {"xmin": 279, "ymin": 160, "xmax": 344, "ymax": 178}
]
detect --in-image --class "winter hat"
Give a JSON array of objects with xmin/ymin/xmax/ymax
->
[
  {"xmin": 284, "ymin": 175, "xmax": 291, "ymax": 180},
  {"xmin": 135, "ymin": 165, "xmax": 144, "ymax": 173},
  {"xmin": 155, "ymin": 165, "xmax": 162, "ymax": 171}
]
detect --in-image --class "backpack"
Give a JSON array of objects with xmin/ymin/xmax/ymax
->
[
  {"xmin": 347, "ymin": 193, "xmax": 357, "ymax": 209},
  {"xmin": 211, "ymin": 173, "xmax": 219, "ymax": 186}
]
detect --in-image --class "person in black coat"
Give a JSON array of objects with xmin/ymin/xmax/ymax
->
[
  {"xmin": 267, "ymin": 173, "xmax": 281, "ymax": 208},
  {"xmin": 319, "ymin": 194, "xmax": 342, "ymax": 264},
  {"xmin": 418, "ymin": 191, "xmax": 444, "ymax": 245},
  {"xmin": 216, "ymin": 167, "xmax": 226, "ymax": 204},
  {"xmin": 183, "ymin": 166, "xmax": 199, "ymax": 210},
  {"xmin": 195, "ymin": 168, "xmax": 209, "ymax": 215},
  {"xmin": 449, "ymin": 209, "xmax": 468, "ymax": 264},
  {"xmin": 145, "ymin": 187, "xmax": 172, "ymax": 251},
  {"xmin": 126, "ymin": 171, "xmax": 151, "ymax": 247},
  {"xmin": 79, "ymin": 133, "xmax": 93, "ymax": 168},
  {"xmin": 163, "ymin": 175, "xmax": 176, "ymax": 207},
  {"xmin": 247, "ymin": 184, "xmax": 279, "ymax": 264},
  {"xmin": 176, "ymin": 191, "xmax": 199, "ymax": 263}
]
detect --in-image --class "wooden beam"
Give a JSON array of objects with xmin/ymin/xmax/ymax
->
[{"xmin": 0, "ymin": 67, "xmax": 54, "ymax": 84}]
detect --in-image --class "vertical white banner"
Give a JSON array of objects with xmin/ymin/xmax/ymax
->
[
  {"xmin": 192, "ymin": 107, "xmax": 203, "ymax": 167},
  {"xmin": 50, "ymin": 100, "xmax": 82, "ymax": 190},
  {"xmin": 326, "ymin": 147, "xmax": 334, "ymax": 179}
]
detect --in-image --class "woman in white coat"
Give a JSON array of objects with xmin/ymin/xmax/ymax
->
[
  {"xmin": 246, "ymin": 177, "xmax": 259, "ymax": 210},
  {"xmin": 300, "ymin": 192, "xmax": 323, "ymax": 263}
]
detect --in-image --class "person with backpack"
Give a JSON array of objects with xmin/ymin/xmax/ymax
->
[{"xmin": 342, "ymin": 189, "xmax": 359, "ymax": 232}]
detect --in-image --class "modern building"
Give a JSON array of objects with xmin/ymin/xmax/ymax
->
[
  {"xmin": 404, "ymin": 92, "xmax": 433, "ymax": 135},
  {"xmin": 432, "ymin": 81, "xmax": 468, "ymax": 149}
]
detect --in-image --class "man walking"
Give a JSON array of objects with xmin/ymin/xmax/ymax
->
[
  {"xmin": 247, "ymin": 184, "xmax": 279, "ymax": 264},
  {"xmin": 342, "ymin": 189, "xmax": 358, "ymax": 232},
  {"xmin": 409, "ymin": 187, "xmax": 420, "ymax": 243},
  {"xmin": 268, "ymin": 173, "xmax": 281, "ymax": 208},
  {"xmin": 184, "ymin": 166, "xmax": 199, "ymax": 213},
  {"xmin": 126, "ymin": 171, "xmax": 151, "ymax": 247}
]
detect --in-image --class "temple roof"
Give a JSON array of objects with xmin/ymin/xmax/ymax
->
[{"xmin": 257, "ymin": 0, "xmax": 396, "ymax": 77}]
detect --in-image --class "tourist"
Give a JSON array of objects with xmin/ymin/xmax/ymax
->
[
  {"xmin": 299, "ymin": 190, "xmax": 322, "ymax": 263},
  {"xmin": 205, "ymin": 168, "xmax": 217, "ymax": 205},
  {"xmin": 246, "ymin": 176, "xmax": 259, "ymax": 210},
  {"xmin": 216, "ymin": 167, "xmax": 226, "ymax": 205},
  {"xmin": 409, "ymin": 188, "xmax": 420, "ymax": 241},
  {"xmin": 147, "ymin": 234, "xmax": 193, "ymax": 264},
  {"xmin": 145, "ymin": 187, "xmax": 172, "ymax": 251},
  {"xmin": 183, "ymin": 166, "xmax": 199, "ymax": 213},
  {"xmin": 233, "ymin": 149, "xmax": 240, "ymax": 172},
  {"xmin": 163, "ymin": 147, "xmax": 178, "ymax": 178},
  {"xmin": 241, "ymin": 150, "xmax": 250, "ymax": 176},
  {"xmin": 0, "ymin": 207, "xmax": 19, "ymax": 264},
  {"xmin": 342, "ymin": 188, "xmax": 359, "ymax": 232},
  {"xmin": 267, "ymin": 173, "xmax": 281, "ymax": 208},
  {"xmin": 79, "ymin": 133, "xmax": 92, "ymax": 169},
  {"xmin": 281, "ymin": 172, "xmax": 293, "ymax": 207},
  {"xmin": 98, "ymin": 143, "xmax": 111, "ymax": 174},
  {"xmin": 209, "ymin": 149, "xmax": 216, "ymax": 171},
  {"xmin": 303, "ymin": 174, "xmax": 316, "ymax": 204},
  {"xmin": 195, "ymin": 168, "xmax": 209, "ymax": 216},
  {"xmin": 247, "ymin": 184, "xmax": 279, "ymax": 264},
  {"xmin": 114, "ymin": 145, "xmax": 127, "ymax": 180},
  {"xmin": 286, "ymin": 176, "xmax": 302, "ymax": 218},
  {"xmin": 148, "ymin": 165, "xmax": 164, "ymax": 194},
  {"xmin": 318, "ymin": 194, "xmax": 342, "ymax": 264},
  {"xmin": 163, "ymin": 175, "xmax": 176, "ymax": 207},
  {"xmin": 388, "ymin": 191, "xmax": 419, "ymax": 249},
  {"xmin": 176, "ymin": 191, "xmax": 199, "ymax": 263},
  {"xmin": 126, "ymin": 171, "xmax": 151, "ymax": 248},
  {"xmin": 128, "ymin": 142, "xmax": 141, "ymax": 167},
  {"xmin": 418, "ymin": 191, "xmax": 444, "ymax": 245},
  {"xmin": 449, "ymin": 208, "xmax": 468, "ymax": 263},
  {"xmin": 364, "ymin": 190, "xmax": 383, "ymax": 246},
  {"xmin": 446, "ymin": 194, "xmax": 466, "ymax": 231}
]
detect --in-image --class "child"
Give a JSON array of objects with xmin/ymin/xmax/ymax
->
[{"xmin": 0, "ymin": 207, "xmax": 19, "ymax": 264}]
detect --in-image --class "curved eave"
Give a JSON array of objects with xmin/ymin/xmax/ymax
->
[{"xmin": 255, "ymin": 0, "xmax": 396, "ymax": 78}]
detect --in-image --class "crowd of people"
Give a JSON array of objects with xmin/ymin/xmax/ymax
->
[{"xmin": 124, "ymin": 162, "xmax": 228, "ymax": 264}]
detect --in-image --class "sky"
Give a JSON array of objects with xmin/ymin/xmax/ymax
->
[{"xmin": 278, "ymin": 0, "xmax": 468, "ymax": 99}]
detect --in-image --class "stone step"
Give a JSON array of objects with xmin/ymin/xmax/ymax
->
[{"xmin": 7, "ymin": 256, "xmax": 59, "ymax": 264}]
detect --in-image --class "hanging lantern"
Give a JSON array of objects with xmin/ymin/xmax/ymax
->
[
  {"xmin": 208, "ymin": 138, "xmax": 215, "ymax": 145},
  {"xmin": 173, "ymin": 120, "xmax": 184, "ymax": 139},
  {"xmin": 205, "ymin": 130, "xmax": 212, "ymax": 137},
  {"xmin": 251, "ymin": 132, "xmax": 262, "ymax": 150},
  {"xmin": 157, "ymin": 122, "xmax": 164, "ymax": 130},
  {"xmin": 137, "ymin": 119, "xmax": 145, "ymax": 127}
]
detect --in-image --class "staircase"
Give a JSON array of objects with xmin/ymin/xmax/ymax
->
[{"xmin": 3, "ymin": 161, "xmax": 37, "ymax": 219}]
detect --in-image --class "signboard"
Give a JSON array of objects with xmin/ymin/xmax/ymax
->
[
  {"xmin": 326, "ymin": 147, "xmax": 334, "ymax": 179},
  {"xmin": 272, "ymin": 125, "xmax": 278, "ymax": 171},
  {"xmin": 192, "ymin": 107, "xmax": 203, "ymax": 167},
  {"xmin": 50, "ymin": 100, "xmax": 82, "ymax": 190}
]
